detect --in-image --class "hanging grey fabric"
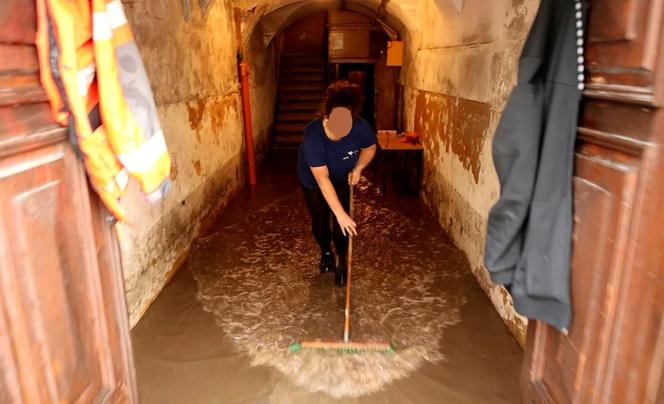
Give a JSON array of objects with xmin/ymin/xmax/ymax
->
[{"xmin": 484, "ymin": 0, "xmax": 586, "ymax": 333}]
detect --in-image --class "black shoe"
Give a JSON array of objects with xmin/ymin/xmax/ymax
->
[
  {"xmin": 335, "ymin": 260, "xmax": 347, "ymax": 286},
  {"xmin": 319, "ymin": 251, "xmax": 334, "ymax": 274}
]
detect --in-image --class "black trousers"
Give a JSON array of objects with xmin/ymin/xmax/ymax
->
[{"xmin": 301, "ymin": 182, "xmax": 351, "ymax": 260}]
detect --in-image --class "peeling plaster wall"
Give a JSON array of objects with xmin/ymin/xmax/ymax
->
[
  {"xmin": 246, "ymin": 21, "xmax": 279, "ymax": 161},
  {"xmin": 120, "ymin": 0, "xmax": 247, "ymax": 326},
  {"xmin": 399, "ymin": 0, "xmax": 540, "ymax": 344}
]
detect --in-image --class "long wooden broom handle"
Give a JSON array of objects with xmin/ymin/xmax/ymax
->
[{"xmin": 343, "ymin": 177, "xmax": 353, "ymax": 343}]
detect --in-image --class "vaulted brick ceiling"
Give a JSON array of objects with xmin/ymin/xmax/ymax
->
[{"xmin": 232, "ymin": 0, "xmax": 463, "ymax": 47}]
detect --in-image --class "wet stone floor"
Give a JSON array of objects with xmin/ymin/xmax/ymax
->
[{"xmin": 131, "ymin": 152, "xmax": 523, "ymax": 403}]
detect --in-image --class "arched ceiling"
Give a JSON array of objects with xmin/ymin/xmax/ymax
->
[{"xmin": 232, "ymin": 0, "xmax": 429, "ymax": 48}]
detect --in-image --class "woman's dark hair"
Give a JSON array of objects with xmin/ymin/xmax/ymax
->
[{"xmin": 320, "ymin": 80, "xmax": 364, "ymax": 118}]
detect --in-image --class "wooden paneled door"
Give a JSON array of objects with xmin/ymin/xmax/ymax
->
[
  {"xmin": 374, "ymin": 49, "xmax": 399, "ymax": 131},
  {"xmin": 522, "ymin": 0, "xmax": 664, "ymax": 403},
  {"xmin": 0, "ymin": 1, "xmax": 137, "ymax": 403}
]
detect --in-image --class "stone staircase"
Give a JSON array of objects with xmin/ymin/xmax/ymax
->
[{"xmin": 273, "ymin": 54, "xmax": 327, "ymax": 150}]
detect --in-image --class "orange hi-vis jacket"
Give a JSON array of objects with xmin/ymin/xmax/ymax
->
[{"xmin": 35, "ymin": 0, "xmax": 171, "ymax": 220}]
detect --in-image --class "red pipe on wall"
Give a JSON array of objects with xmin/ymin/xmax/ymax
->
[
  {"xmin": 238, "ymin": 60, "xmax": 257, "ymax": 186},
  {"xmin": 234, "ymin": 7, "xmax": 256, "ymax": 186}
]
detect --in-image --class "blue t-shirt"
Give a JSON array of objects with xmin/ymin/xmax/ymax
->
[{"xmin": 297, "ymin": 117, "xmax": 376, "ymax": 189}]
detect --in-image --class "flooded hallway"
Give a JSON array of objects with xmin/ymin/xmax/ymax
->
[
  {"xmin": 117, "ymin": 0, "xmax": 536, "ymax": 342},
  {"xmin": 131, "ymin": 153, "xmax": 523, "ymax": 402},
  {"xmin": 3, "ymin": 0, "xmax": 664, "ymax": 403},
  {"xmin": 120, "ymin": 1, "xmax": 534, "ymax": 401}
]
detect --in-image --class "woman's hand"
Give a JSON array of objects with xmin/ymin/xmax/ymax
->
[
  {"xmin": 336, "ymin": 211, "xmax": 357, "ymax": 237},
  {"xmin": 349, "ymin": 167, "xmax": 362, "ymax": 186}
]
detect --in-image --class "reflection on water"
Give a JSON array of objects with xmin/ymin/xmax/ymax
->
[{"xmin": 190, "ymin": 178, "xmax": 468, "ymax": 398}]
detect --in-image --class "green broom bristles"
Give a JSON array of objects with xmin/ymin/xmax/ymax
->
[{"xmin": 288, "ymin": 341, "xmax": 395, "ymax": 354}]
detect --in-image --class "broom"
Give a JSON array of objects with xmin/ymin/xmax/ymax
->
[{"xmin": 289, "ymin": 176, "xmax": 395, "ymax": 354}]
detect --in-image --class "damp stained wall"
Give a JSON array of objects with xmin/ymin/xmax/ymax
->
[
  {"xmin": 399, "ymin": 0, "xmax": 540, "ymax": 344},
  {"xmin": 117, "ymin": 0, "xmax": 275, "ymax": 327},
  {"xmin": 246, "ymin": 19, "xmax": 279, "ymax": 162}
]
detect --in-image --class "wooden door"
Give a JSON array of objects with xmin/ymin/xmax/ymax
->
[
  {"xmin": 0, "ymin": 1, "xmax": 137, "ymax": 402},
  {"xmin": 374, "ymin": 50, "xmax": 399, "ymax": 130},
  {"xmin": 522, "ymin": 0, "xmax": 664, "ymax": 403}
]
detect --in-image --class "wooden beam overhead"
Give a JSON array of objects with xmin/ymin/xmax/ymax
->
[{"xmin": 373, "ymin": 0, "xmax": 389, "ymax": 23}]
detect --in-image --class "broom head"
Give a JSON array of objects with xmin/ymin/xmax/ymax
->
[{"xmin": 289, "ymin": 339, "xmax": 395, "ymax": 354}]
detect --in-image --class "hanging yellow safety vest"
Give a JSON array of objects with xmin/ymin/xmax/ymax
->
[{"xmin": 35, "ymin": 0, "xmax": 172, "ymax": 221}]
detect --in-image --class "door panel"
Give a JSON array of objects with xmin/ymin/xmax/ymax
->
[
  {"xmin": 0, "ymin": 0, "xmax": 137, "ymax": 402},
  {"xmin": 587, "ymin": 0, "xmax": 638, "ymax": 41},
  {"xmin": 524, "ymin": 145, "xmax": 639, "ymax": 403},
  {"xmin": 522, "ymin": 1, "xmax": 664, "ymax": 403},
  {"xmin": 600, "ymin": 145, "xmax": 664, "ymax": 403},
  {"xmin": 0, "ymin": 143, "xmax": 114, "ymax": 403},
  {"xmin": 375, "ymin": 50, "xmax": 399, "ymax": 130},
  {"xmin": 0, "ymin": 0, "xmax": 36, "ymax": 44},
  {"xmin": 89, "ymin": 191, "xmax": 138, "ymax": 402},
  {"xmin": 586, "ymin": 0, "xmax": 664, "ymax": 103}
]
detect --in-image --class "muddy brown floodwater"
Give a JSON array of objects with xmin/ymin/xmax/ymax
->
[{"xmin": 132, "ymin": 152, "xmax": 523, "ymax": 403}]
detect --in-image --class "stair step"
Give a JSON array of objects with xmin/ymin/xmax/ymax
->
[
  {"xmin": 281, "ymin": 66, "xmax": 326, "ymax": 74},
  {"xmin": 273, "ymin": 134, "xmax": 305, "ymax": 149},
  {"xmin": 275, "ymin": 130, "xmax": 305, "ymax": 138},
  {"xmin": 279, "ymin": 92, "xmax": 324, "ymax": 100},
  {"xmin": 282, "ymin": 52, "xmax": 322, "ymax": 56},
  {"xmin": 281, "ymin": 55, "xmax": 325, "ymax": 64},
  {"xmin": 279, "ymin": 101, "xmax": 321, "ymax": 112},
  {"xmin": 280, "ymin": 92, "xmax": 324, "ymax": 102},
  {"xmin": 280, "ymin": 97, "xmax": 323, "ymax": 104},
  {"xmin": 280, "ymin": 82, "xmax": 327, "ymax": 92},
  {"xmin": 282, "ymin": 75, "xmax": 326, "ymax": 83},
  {"xmin": 281, "ymin": 52, "xmax": 325, "ymax": 58},
  {"xmin": 276, "ymin": 122, "xmax": 308, "ymax": 132},
  {"xmin": 280, "ymin": 71, "xmax": 325, "ymax": 79},
  {"xmin": 280, "ymin": 86, "xmax": 323, "ymax": 93},
  {"xmin": 275, "ymin": 133, "xmax": 305, "ymax": 142},
  {"xmin": 281, "ymin": 60, "xmax": 326, "ymax": 68},
  {"xmin": 272, "ymin": 143, "xmax": 302, "ymax": 151},
  {"xmin": 279, "ymin": 112, "xmax": 316, "ymax": 122}
]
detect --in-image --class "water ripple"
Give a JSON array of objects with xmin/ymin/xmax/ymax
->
[{"xmin": 190, "ymin": 178, "xmax": 468, "ymax": 398}]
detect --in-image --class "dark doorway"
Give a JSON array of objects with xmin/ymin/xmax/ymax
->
[{"xmin": 337, "ymin": 63, "xmax": 375, "ymax": 127}]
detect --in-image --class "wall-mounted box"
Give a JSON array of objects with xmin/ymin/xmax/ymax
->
[{"xmin": 386, "ymin": 41, "xmax": 403, "ymax": 66}]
